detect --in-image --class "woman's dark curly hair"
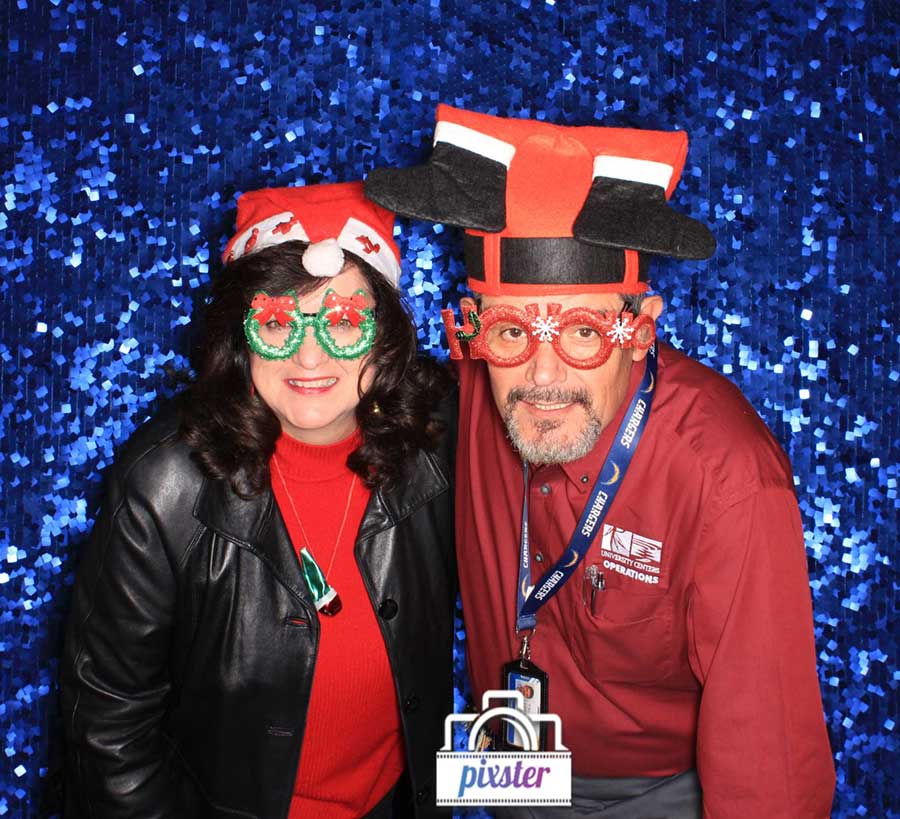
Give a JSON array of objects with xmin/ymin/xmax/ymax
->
[{"xmin": 180, "ymin": 240, "xmax": 450, "ymax": 497}]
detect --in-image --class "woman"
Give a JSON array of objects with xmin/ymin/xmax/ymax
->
[{"xmin": 61, "ymin": 182, "xmax": 455, "ymax": 818}]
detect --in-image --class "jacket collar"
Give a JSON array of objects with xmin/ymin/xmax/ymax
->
[
  {"xmin": 356, "ymin": 448, "xmax": 450, "ymax": 540},
  {"xmin": 193, "ymin": 449, "xmax": 450, "ymax": 601}
]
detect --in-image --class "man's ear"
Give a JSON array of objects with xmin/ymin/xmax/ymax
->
[
  {"xmin": 631, "ymin": 295, "xmax": 664, "ymax": 362},
  {"xmin": 640, "ymin": 294, "xmax": 664, "ymax": 322},
  {"xmin": 460, "ymin": 296, "xmax": 478, "ymax": 314}
]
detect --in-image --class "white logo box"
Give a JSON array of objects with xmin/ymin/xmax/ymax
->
[
  {"xmin": 436, "ymin": 751, "xmax": 571, "ymax": 806},
  {"xmin": 435, "ymin": 689, "xmax": 572, "ymax": 807}
]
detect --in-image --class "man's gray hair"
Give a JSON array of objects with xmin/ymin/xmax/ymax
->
[{"xmin": 621, "ymin": 293, "xmax": 646, "ymax": 316}]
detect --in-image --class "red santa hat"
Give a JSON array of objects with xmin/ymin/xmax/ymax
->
[
  {"xmin": 223, "ymin": 181, "xmax": 402, "ymax": 287},
  {"xmin": 365, "ymin": 105, "xmax": 715, "ymax": 296}
]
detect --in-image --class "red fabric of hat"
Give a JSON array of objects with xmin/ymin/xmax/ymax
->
[{"xmin": 222, "ymin": 181, "xmax": 401, "ymax": 287}]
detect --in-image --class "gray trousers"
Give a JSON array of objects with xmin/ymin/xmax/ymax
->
[{"xmin": 496, "ymin": 769, "xmax": 702, "ymax": 818}]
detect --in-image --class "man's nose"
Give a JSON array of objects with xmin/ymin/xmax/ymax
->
[
  {"xmin": 292, "ymin": 327, "xmax": 329, "ymax": 369},
  {"xmin": 526, "ymin": 340, "xmax": 567, "ymax": 386}
]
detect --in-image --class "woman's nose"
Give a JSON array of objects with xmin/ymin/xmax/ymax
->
[{"xmin": 292, "ymin": 327, "xmax": 328, "ymax": 369}]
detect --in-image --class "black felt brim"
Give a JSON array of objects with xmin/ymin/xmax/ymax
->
[
  {"xmin": 364, "ymin": 143, "xmax": 507, "ymax": 232},
  {"xmin": 573, "ymin": 178, "xmax": 716, "ymax": 260}
]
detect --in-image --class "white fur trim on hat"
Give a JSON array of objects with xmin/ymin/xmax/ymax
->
[
  {"xmin": 230, "ymin": 212, "xmax": 400, "ymax": 288},
  {"xmin": 302, "ymin": 239, "xmax": 345, "ymax": 278},
  {"xmin": 337, "ymin": 217, "xmax": 401, "ymax": 287},
  {"xmin": 228, "ymin": 212, "xmax": 310, "ymax": 260},
  {"xmin": 434, "ymin": 120, "xmax": 516, "ymax": 167},
  {"xmin": 592, "ymin": 156, "xmax": 673, "ymax": 190}
]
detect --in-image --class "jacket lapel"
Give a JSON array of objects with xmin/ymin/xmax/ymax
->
[
  {"xmin": 193, "ymin": 448, "xmax": 449, "ymax": 605},
  {"xmin": 193, "ymin": 478, "xmax": 315, "ymax": 608},
  {"xmin": 357, "ymin": 449, "xmax": 450, "ymax": 541}
]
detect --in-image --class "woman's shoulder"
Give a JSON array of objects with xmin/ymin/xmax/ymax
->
[{"xmin": 110, "ymin": 399, "xmax": 204, "ymax": 499}]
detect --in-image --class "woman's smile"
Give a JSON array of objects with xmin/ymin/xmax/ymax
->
[{"xmin": 284, "ymin": 376, "xmax": 339, "ymax": 394}]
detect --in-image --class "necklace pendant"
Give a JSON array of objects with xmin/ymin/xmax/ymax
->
[
  {"xmin": 317, "ymin": 589, "xmax": 343, "ymax": 616},
  {"xmin": 272, "ymin": 458, "xmax": 357, "ymax": 622},
  {"xmin": 299, "ymin": 548, "xmax": 343, "ymax": 616}
]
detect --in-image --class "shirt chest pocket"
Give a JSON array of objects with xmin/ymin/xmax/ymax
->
[{"xmin": 570, "ymin": 587, "xmax": 674, "ymax": 685}]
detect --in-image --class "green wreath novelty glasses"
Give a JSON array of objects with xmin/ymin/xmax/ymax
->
[{"xmin": 244, "ymin": 288, "xmax": 377, "ymax": 361}]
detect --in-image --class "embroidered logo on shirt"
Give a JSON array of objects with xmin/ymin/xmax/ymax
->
[{"xmin": 600, "ymin": 524, "xmax": 663, "ymax": 585}]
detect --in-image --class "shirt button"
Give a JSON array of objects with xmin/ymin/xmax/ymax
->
[
  {"xmin": 378, "ymin": 599, "xmax": 399, "ymax": 620},
  {"xmin": 534, "ymin": 553, "xmax": 544, "ymax": 563},
  {"xmin": 580, "ymin": 475, "xmax": 590, "ymax": 484},
  {"xmin": 416, "ymin": 785, "xmax": 431, "ymax": 804},
  {"xmin": 539, "ymin": 484, "xmax": 551, "ymax": 495},
  {"xmin": 404, "ymin": 694, "xmax": 420, "ymax": 713}
]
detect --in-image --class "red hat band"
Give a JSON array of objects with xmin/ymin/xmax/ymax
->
[{"xmin": 463, "ymin": 236, "xmax": 649, "ymax": 296}]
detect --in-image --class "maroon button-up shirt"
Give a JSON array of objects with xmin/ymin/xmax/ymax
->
[{"xmin": 456, "ymin": 343, "xmax": 835, "ymax": 818}]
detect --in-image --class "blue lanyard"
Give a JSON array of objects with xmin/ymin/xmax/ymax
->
[{"xmin": 516, "ymin": 344, "xmax": 658, "ymax": 633}]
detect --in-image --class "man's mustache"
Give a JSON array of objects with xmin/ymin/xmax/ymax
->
[{"xmin": 506, "ymin": 386, "xmax": 592, "ymax": 408}]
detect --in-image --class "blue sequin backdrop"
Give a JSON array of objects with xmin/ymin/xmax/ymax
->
[{"xmin": 1, "ymin": 1, "xmax": 897, "ymax": 816}]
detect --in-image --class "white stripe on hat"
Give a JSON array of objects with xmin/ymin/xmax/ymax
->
[
  {"xmin": 592, "ymin": 156, "xmax": 674, "ymax": 190},
  {"xmin": 230, "ymin": 213, "xmax": 400, "ymax": 288},
  {"xmin": 434, "ymin": 121, "xmax": 516, "ymax": 168},
  {"xmin": 337, "ymin": 217, "xmax": 401, "ymax": 287},
  {"xmin": 230, "ymin": 212, "xmax": 309, "ymax": 260}
]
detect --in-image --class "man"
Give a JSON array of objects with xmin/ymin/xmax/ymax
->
[{"xmin": 366, "ymin": 105, "xmax": 835, "ymax": 817}]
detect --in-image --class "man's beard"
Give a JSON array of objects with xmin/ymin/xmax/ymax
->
[{"xmin": 502, "ymin": 386, "xmax": 602, "ymax": 464}]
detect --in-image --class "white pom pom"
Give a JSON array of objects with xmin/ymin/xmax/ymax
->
[{"xmin": 302, "ymin": 239, "xmax": 344, "ymax": 278}]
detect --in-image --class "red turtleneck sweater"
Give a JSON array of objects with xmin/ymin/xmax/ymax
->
[{"xmin": 270, "ymin": 430, "xmax": 404, "ymax": 818}]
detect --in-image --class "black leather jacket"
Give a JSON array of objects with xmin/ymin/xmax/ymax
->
[{"xmin": 61, "ymin": 408, "xmax": 455, "ymax": 818}]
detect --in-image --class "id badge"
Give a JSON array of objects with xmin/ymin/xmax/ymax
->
[{"xmin": 501, "ymin": 657, "xmax": 550, "ymax": 751}]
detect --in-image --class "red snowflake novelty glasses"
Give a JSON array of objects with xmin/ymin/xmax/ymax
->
[{"xmin": 441, "ymin": 299, "xmax": 656, "ymax": 369}]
